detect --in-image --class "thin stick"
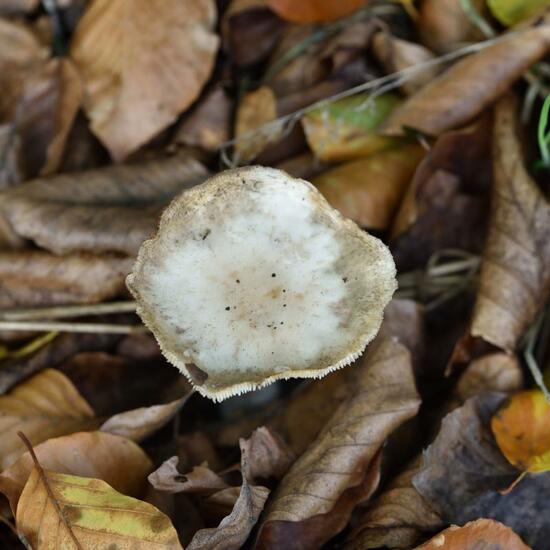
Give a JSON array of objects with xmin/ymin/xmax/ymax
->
[
  {"xmin": 523, "ymin": 311, "xmax": 550, "ymax": 402},
  {"xmin": 0, "ymin": 321, "xmax": 145, "ymax": 334},
  {"xmin": 0, "ymin": 301, "xmax": 137, "ymax": 321},
  {"xmin": 17, "ymin": 432, "xmax": 84, "ymax": 550}
]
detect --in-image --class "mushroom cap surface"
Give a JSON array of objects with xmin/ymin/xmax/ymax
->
[{"xmin": 127, "ymin": 166, "xmax": 397, "ymax": 400}]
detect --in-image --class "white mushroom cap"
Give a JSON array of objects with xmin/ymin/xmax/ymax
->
[{"xmin": 127, "ymin": 166, "xmax": 397, "ymax": 401}]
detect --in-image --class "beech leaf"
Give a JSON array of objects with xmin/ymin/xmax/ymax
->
[
  {"xmin": 491, "ymin": 389, "xmax": 550, "ymax": 473},
  {"xmin": 16, "ymin": 467, "xmax": 181, "ymax": 549},
  {"xmin": 71, "ymin": 0, "xmax": 219, "ymax": 161},
  {"xmin": 468, "ymin": 94, "xmax": 550, "ymax": 352},
  {"xmin": 0, "ymin": 431, "xmax": 153, "ymax": 515},
  {"xmin": 382, "ymin": 12, "xmax": 550, "ymax": 136},
  {"xmin": 0, "ymin": 368, "xmax": 97, "ymax": 471},
  {"xmin": 255, "ymin": 337, "xmax": 421, "ymax": 549}
]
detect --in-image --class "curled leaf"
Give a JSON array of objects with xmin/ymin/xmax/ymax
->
[
  {"xmin": 267, "ymin": 0, "xmax": 366, "ymax": 23},
  {"xmin": 492, "ymin": 389, "xmax": 550, "ymax": 473},
  {"xmin": 128, "ymin": 166, "xmax": 397, "ymax": 400},
  {"xmin": 71, "ymin": 0, "xmax": 219, "ymax": 160}
]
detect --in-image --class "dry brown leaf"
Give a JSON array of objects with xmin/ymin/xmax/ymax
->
[
  {"xmin": 456, "ymin": 353, "xmax": 524, "ymax": 400},
  {"xmin": 0, "ymin": 369, "xmax": 97, "ymax": 471},
  {"xmin": 0, "ymin": 123, "xmax": 23, "ymax": 191},
  {"xmin": 414, "ymin": 519, "xmax": 531, "ymax": 550},
  {"xmin": 390, "ymin": 117, "xmax": 491, "ymax": 270},
  {"xmin": 16, "ymin": 466, "xmax": 181, "ymax": 549},
  {"xmin": 149, "ymin": 457, "xmax": 229, "ymax": 495},
  {"xmin": 100, "ymin": 397, "xmax": 189, "ymax": 443},
  {"xmin": 346, "ymin": 457, "xmax": 442, "ymax": 549},
  {"xmin": 255, "ymin": 337, "xmax": 421, "ymax": 548},
  {"xmin": 313, "ymin": 143, "xmax": 424, "ymax": 229},
  {"xmin": 382, "ymin": 12, "xmax": 550, "ymax": 136},
  {"xmin": 267, "ymin": 0, "xmax": 366, "ymax": 23},
  {"xmin": 174, "ymin": 87, "xmax": 232, "ymax": 152},
  {"xmin": 0, "ymin": 154, "xmax": 207, "ymax": 256},
  {"xmin": 371, "ymin": 31, "xmax": 438, "ymax": 95},
  {"xmin": 0, "ymin": 0, "xmax": 39, "ymax": 15},
  {"xmin": 17, "ymin": 57, "xmax": 82, "ymax": 177},
  {"xmin": 71, "ymin": 0, "xmax": 219, "ymax": 160},
  {"xmin": 234, "ymin": 86, "xmax": 279, "ymax": 163},
  {"xmin": 468, "ymin": 94, "xmax": 550, "ymax": 352},
  {"xmin": 0, "ymin": 17, "xmax": 48, "ymax": 119},
  {"xmin": 417, "ymin": 0, "xmax": 486, "ymax": 53},
  {"xmin": 222, "ymin": 0, "xmax": 285, "ymax": 67},
  {"xmin": 0, "ymin": 250, "xmax": 133, "ymax": 308},
  {"xmin": 0, "ymin": 431, "xmax": 153, "ymax": 514},
  {"xmin": 240, "ymin": 426, "xmax": 294, "ymax": 482}
]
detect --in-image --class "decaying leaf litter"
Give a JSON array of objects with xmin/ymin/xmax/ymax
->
[{"xmin": 0, "ymin": 0, "xmax": 550, "ymax": 548}]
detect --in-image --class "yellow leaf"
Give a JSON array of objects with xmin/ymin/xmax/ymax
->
[
  {"xmin": 491, "ymin": 389, "xmax": 550, "ymax": 473},
  {"xmin": 488, "ymin": 0, "xmax": 550, "ymax": 25},
  {"xmin": 0, "ymin": 369, "xmax": 97, "ymax": 470},
  {"xmin": 17, "ymin": 467, "xmax": 182, "ymax": 549}
]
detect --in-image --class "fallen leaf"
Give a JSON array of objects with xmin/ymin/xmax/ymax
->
[
  {"xmin": 346, "ymin": 457, "xmax": 442, "ymax": 549},
  {"xmin": 222, "ymin": 0, "xmax": 285, "ymax": 67},
  {"xmin": 313, "ymin": 143, "xmax": 425, "ymax": 229},
  {"xmin": 0, "ymin": 0, "xmax": 39, "ymax": 15},
  {"xmin": 0, "ymin": 153, "xmax": 207, "ymax": 256},
  {"xmin": 16, "ymin": 57, "xmax": 82, "ymax": 178},
  {"xmin": 390, "ymin": 117, "xmax": 491, "ymax": 271},
  {"xmin": 489, "ymin": 0, "xmax": 549, "ymax": 25},
  {"xmin": 16, "ymin": 466, "xmax": 181, "ymax": 549},
  {"xmin": 382, "ymin": 12, "xmax": 550, "ymax": 136},
  {"xmin": 491, "ymin": 389, "xmax": 550, "ymax": 473},
  {"xmin": 0, "ymin": 123, "xmax": 23, "ymax": 190},
  {"xmin": 174, "ymin": 87, "xmax": 232, "ymax": 152},
  {"xmin": 187, "ymin": 480, "xmax": 269, "ymax": 550},
  {"xmin": 234, "ymin": 86, "xmax": 280, "ymax": 163},
  {"xmin": 417, "ymin": 0, "xmax": 486, "ymax": 53},
  {"xmin": 414, "ymin": 519, "xmax": 531, "ymax": 550},
  {"xmin": 267, "ymin": 0, "xmax": 366, "ymax": 23},
  {"xmin": 255, "ymin": 338, "xmax": 420, "ymax": 548},
  {"xmin": 0, "ymin": 431, "xmax": 153, "ymax": 514},
  {"xmin": 468, "ymin": 94, "xmax": 550, "ymax": 352},
  {"xmin": 302, "ymin": 93, "xmax": 401, "ymax": 162},
  {"xmin": 0, "ymin": 369, "xmax": 97, "ymax": 471},
  {"xmin": 240, "ymin": 426, "xmax": 295, "ymax": 482},
  {"xmin": 371, "ymin": 31, "xmax": 438, "ymax": 95},
  {"xmin": 455, "ymin": 353, "xmax": 523, "ymax": 401},
  {"xmin": 149, "ymin": 458, "xmax": 229, "ymax": 495},
  {"xmin": 413, "ymin": 394, "xmax": 550, "ymax": 549},
  {"xmin": 0, "ymin": 333, "xmax": 121, "ymax": 394},
  {"xmin": 0, "ymin": 250, "xmax": 134, "ymax": 308},
  {"xmin": 0, "ymin": 17, "xmax": 48, "ymax": 119},
  {"xmin": 101, "ymin": 397, "xmax": 189, "ymax": 443},
  {"xmin": 71, "ymin": 0, "xmax": 219, "ymax": 161}
]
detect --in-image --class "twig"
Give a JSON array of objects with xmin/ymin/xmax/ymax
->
[
  {"xmin": 523, "ymin": 309, "xmax": 550, "ymax": 402},
  {"xmin": 17, "ymin": 432, "xmax": 84, "ymax": 550},
  {"xmin": 0, "ymin": 301, "xmax": 137, "ymax": 321},
  {"xmin": 0, "ymin": 321, "xmax": 145, "ymax": 334}
]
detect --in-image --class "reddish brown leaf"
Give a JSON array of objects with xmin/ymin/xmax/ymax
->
[
  {"xmin": 414, "ymin": 519, "xmax": 531, "ymax": 550},
  {"xmin": 267, "ymin": 0, "xmax": 366, "ymax": 23}
]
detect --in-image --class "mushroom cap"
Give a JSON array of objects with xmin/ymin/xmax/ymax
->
[{"xmin": 127, "ymin": 166, "xmax": 397, "ymax": 400}]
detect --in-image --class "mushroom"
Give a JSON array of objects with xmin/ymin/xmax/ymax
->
[{"xmin": 127, "ymin": 166, "xmax": 397, "ymax": 401}]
